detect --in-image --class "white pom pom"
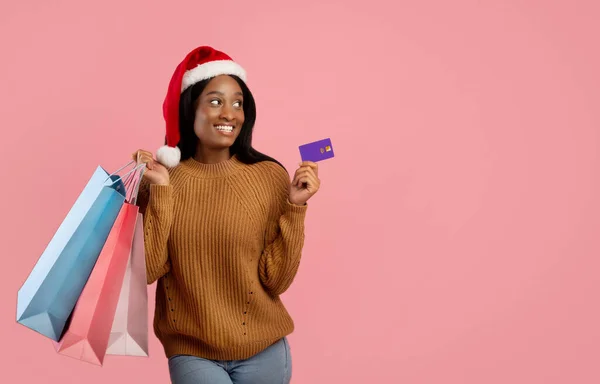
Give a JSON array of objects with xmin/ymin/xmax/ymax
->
[{"xmin": 156, "ymin": 145, "xmax": 181, "ymax": 168}]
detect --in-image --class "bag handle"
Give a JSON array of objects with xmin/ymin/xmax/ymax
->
[
  {"xmin": 103, "ymin": 160, "xmax": 147, "ymax": 204},
  {"xmin": 110, "ymin": 160, "xmax": 136, "ymax": 178},
  {"xmin": 104, "ymin": 160, "xmax": 135, "ymax": 186},
  {"xmin": 121, "ymin": 163, "xmax": 143, "ymax": 189},
  {"xmin": 123, "ymin": 164, "xmax": 146, "ymax": 205},
  {"xmin": 105, "ymin": 161, "xmax": 144, "ymax": 186}
]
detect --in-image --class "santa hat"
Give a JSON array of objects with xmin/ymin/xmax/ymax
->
[{"xmin": 157, "ymin": 46, "xmax": 247, "ymax": 168}]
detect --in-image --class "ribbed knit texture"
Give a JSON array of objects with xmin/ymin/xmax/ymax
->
[{"xmin": 136, "ymin": 154, "xmax": 307, "ymax": 360}]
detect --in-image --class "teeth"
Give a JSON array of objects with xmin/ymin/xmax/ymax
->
[{"xmin": 215, "ymin": 125, "xmax": 233, "ymax": 132}]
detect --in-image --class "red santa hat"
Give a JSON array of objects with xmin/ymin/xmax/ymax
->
[{"xmin": 157, "ymin": 46, "xmax": 247, "ymax": 167}]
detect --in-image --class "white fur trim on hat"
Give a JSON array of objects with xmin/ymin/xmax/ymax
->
[
  {"xmin": 156, "ymin": 145, "xmax": 181, "ymax": 168},
  {"xmin": 181, "ymin": 60, "xmax": 247, "ymax": 92}
]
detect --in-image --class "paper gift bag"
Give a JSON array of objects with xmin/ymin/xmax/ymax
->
[
  {"xmin": 16, "ymin": 163, "xmax": 132, "ymax": 341},
  {"xmin": 106, "ymin": 212, "xmax": 149, "ymax": 357},
  {"xmin": 54, "ymin": 203, "xmax": 140, "ymax": 365}
]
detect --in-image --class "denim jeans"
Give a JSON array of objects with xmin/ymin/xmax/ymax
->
[{"xmin": 168, "ymin": 337, "xmax": 292, "ymax": 384}]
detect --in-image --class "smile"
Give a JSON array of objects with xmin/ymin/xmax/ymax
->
[{"xmin": 215, "ymin": 125, "xmax": 234, "ymax": 133}]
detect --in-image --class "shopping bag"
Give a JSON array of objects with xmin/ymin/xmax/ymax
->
[
  {"xmin": 16, "ymin": 161, "xmax": 136, "ymax": 341},
  {"xmin": 54, "ymin": 164, "xmax": 146, "ymax": 365},
  {"xmin": 106, "ymin": 211, "xmax": 149, "ymax": 357}
]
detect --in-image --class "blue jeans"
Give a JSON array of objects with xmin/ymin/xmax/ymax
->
[{"xmin": 168, "ymin": 337, "xmax": 292, "ymax": 384}]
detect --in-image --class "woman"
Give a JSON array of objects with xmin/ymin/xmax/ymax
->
[{"xmin": 132, "ymin": 46, "xmax": 320, "ymax": 384}]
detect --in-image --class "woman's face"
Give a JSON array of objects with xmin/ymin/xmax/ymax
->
[{"xmin": 194, "ymin": 75, "xmax": 245, "ymax": 151}]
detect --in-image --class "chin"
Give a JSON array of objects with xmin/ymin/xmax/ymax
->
[{"xmin": 213, "ymin": 138, "xmax": 237, "ymax": 149}]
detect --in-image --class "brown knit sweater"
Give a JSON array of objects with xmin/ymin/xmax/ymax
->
[{"xmin": 136, "ymin": 154, "xmax": 307, "ymax": 360}]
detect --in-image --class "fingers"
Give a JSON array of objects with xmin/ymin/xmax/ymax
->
[
  {"xmin": 294, "ymin": 163, "xmax": 318, "ymax": 178},
  {"xmin": 298, "ymin": 161, "xmax": 318, "ymax": 176},
  {"xmin": 292, "ymin": 168, "xmax": 306, "ymax": 186},
  {"xmin": 295, "ymin": 174, "xmax": 319, "ymax": 191},
  {"xmin": 298, "ymin": 173, "xmax": 319, "ymax": 188},
  {"xmin": 131, "ymin": 149, "xmax": 152, "ymax": 162},
  {"xmin": 292, "ymin": 167, "xmax": 320, "ymax": 188},
  {"xmin": 132, "ymin": 149, "xmax": 156, "ymax": 170},
  {"xmin": 293, "ymin": 164, "xmax": 318, "ymax": 180}
]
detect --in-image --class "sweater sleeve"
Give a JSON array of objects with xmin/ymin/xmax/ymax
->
[
  {"xmin": 258, "ymin": 163, "xmax": 308, "ymax": 296},
  {"xmin": 137, "ymin": 178, "xmax": 173, "ymax": 284}
]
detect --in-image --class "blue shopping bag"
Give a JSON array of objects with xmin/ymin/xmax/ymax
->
[{"xmin": 16, "ymin": 162, "xmax": 141, "ymax": 341}]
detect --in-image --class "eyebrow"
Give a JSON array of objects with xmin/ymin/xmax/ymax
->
[{"xmin": 206, "ymin": 91, "xmax": 243, "ymax": 97}]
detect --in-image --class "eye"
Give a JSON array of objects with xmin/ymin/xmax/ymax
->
[
  {"xmin": 210, "ymin": 99, "xmax": 221, "ymax": 106},
  {"xmin": 233, "ymin": 100, "xmax": 243, "ymax": 108}
]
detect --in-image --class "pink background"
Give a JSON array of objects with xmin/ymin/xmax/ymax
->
[{"xmin": 1, "ymin": 0, "xmax": 599, "ymax": 383}]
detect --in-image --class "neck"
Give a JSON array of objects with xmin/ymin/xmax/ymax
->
[{"xmin": 194, "ymin": 147, "xmax": 232, "ymax": 164}]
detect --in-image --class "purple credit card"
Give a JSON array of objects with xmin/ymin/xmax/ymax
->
[{"xmin": 299, "ymin": 138, "xmax": 335, "ymax": 162}]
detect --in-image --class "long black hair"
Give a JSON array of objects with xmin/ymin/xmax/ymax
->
[{"xmin": 174, "ymin": 75, "xmax": 284, "ymax": 170}]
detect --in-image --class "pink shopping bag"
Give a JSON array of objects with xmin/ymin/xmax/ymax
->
[
  {"xmin": 106, "ymin": 212, "xmax": 149, "ymax": 357},
  {"xmin": 53, "ymin": 203, "xmax": 139, "ymax": 365}
]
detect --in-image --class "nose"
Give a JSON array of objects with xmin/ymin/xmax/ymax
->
[{"xmin": 219, "ymin": 104, "xmax": 235, "ymax": 121}]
